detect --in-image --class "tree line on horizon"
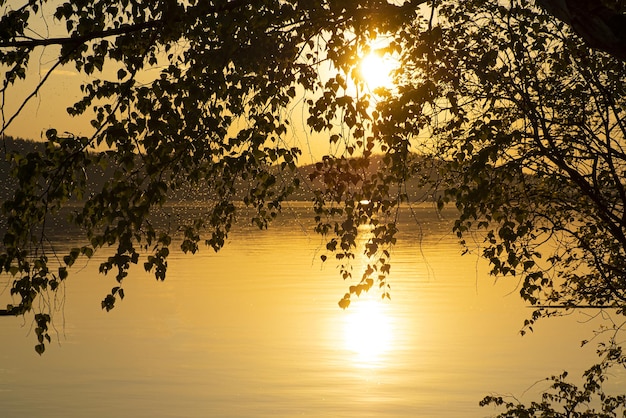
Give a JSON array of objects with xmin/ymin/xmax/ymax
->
[{"xmin": 1, "ymin": 1, "xmax": 626, "ymax": 415}]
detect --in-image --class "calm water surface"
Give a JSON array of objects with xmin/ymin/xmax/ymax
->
[{"xmin": 0, "ymin": 203, "xmax": 619, "ymax": 417}]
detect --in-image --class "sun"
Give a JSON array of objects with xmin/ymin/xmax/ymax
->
[
  {"xmin": 343, "ymin": 298, "xmax": 394, "ymax": 367},
  {"xmin": 358, "ymin": 51, "xmax": 398, "ymax": 91}
]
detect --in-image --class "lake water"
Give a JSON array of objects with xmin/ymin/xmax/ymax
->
[{"xmin": 0, "ymin": 203, "xmax": 621, "ymax": 417}]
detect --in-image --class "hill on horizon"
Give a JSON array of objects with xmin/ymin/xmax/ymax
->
[{"xmin": 0, "ymin": 136, "xmax": 438, "ymax": 204}]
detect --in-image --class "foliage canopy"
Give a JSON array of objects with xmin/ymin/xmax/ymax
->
[{"xmin": 1, "ymin": 0, "xmax": 626, "ymax": 413}]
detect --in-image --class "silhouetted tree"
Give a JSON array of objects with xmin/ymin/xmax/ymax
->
[{"xmin": 1, "ymin": 1, "xmax": 626, "ymax": 413}]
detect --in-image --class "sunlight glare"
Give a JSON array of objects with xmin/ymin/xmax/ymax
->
[
  {"xmin": 343, "ymin": 298, "xmax": 394, "ymax": 367},
  {"xmin": 359, "ymin": 51, "xmax": 398, "ymax": 91}
]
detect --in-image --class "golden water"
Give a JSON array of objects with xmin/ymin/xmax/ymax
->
[{"xmin": 0, "ymin": 203, "xmax": 615, "ymax": 417}]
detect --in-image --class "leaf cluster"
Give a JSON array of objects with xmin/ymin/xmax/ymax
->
[{"xmin": 0, "ymin": 0, "xmax": 412, "ymax": 352}]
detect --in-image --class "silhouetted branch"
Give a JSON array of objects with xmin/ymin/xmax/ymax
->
[
  {"xmin": 0, "ymin": 21, "xmax": 159, "ymax": 48},
  {"xmin": 530, "ymin": 305, "xmax": 620, "ymax": 308},
  {"xmin": 537, "ymin": 0, "xmax": 626, "ymax": 60}
]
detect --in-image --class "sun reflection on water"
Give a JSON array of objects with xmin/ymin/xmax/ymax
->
[{"xmin": 343, "ymin": 298, "xmax": 394, "ymax": 368}]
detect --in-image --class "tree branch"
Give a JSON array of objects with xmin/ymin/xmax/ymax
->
[
  {"xmin": 0, "ymin": 21, "xmax": 160, "ymax": 48},
  {"xmin": 531, "ymin": 305, "xmax": 620, "ymax": 308},
  {"xmin": 0, "ymin": 0, "xmax": 252, "ymax": 49},
  {"xmin": 536, "ymin": 0, "xmax": 626, "ymax": 61}
]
